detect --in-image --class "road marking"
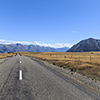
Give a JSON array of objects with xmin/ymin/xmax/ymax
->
[
  {"xmin": 19, "ymin": 70, "xmax": 22, "ymax": 80},
  {"xmin": 20, "ymin": 61, "xmax": 21, "ymax": 63}
]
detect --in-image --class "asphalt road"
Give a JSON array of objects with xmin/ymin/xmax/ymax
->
[{"xmin": 0, "ymin": 55, "xmax": 100, "ymax": 100}]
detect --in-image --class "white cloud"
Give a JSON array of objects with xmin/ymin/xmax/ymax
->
[
  {"xmin": 4, "ymin": 43, "xmax": 11, "ymax": 44},
  {"xmin": 71, "ymin": 31, "xmax": 78, "ymax": 33},
  {"xmin": 11, "ymin": 41, "xmax": 21, "ymax": 44},
  {"xmin": 0, "ymin": 39, "xmax": 6, "ymax": 41},
  {"xmin": 63, "ymin": 43, "xmax": 73, "ymax": 48},
  {"xmin": 11, "ymin": 41, "xmax": 31, "ymax": 44},
  {"xmin": 34, "ymin": 41, "xmax": 41, "ymax": 46},
  {"xmin": 34, "ymin": 41, "xmax": 73, "ymax": 48},
  {"xmin": 0, "ymin": 39, "xmax": 73, "ymax": 48},
  {"xmin": 22, "ymin": 42, "xmax": 31, "ymax": 44}
]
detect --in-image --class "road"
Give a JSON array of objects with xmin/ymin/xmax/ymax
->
[{"xmin": 0, "ymin": 55, "xmax": 100, "ymax": 100}]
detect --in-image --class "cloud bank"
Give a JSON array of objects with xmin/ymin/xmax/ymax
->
[{"xmin": 0, "ymin": 39, "xmax": 73, "ymax": 48}]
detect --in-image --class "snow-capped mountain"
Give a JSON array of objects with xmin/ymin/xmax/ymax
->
[{"xmin": 0, "ymin": 43, "xmax": 69, "ymax": 53}]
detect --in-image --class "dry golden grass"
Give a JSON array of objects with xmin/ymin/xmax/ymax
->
[
  {"xmin": 0, "ymin": 52, "xmax": 16, "ymax": 59},
  {"xmin": 19, "ymin": 52, "xmax": 100, "ymax": 80}
]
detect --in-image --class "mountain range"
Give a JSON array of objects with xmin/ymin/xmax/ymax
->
[
  {"xmin": 1, "ymin": 38, "xmax": 100, "ymax": 53},
  {"xmin": 67, "ymin": 38, "xmax": 100, "ymax": 52},
  {"xmin": 0, "ymin": 43, "xmax": 69, "ymax": 53}
]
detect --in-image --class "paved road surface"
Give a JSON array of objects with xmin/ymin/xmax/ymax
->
[{"xmin": 0, "ymin": 55, "xmax": 100, "ymax": 100}]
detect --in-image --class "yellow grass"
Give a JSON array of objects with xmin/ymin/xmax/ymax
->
[
  {"xmin": 19, "ymin": 52, "xmax": 100, "ymax": 80},
  {"xmin": 0, "ymin": 53, "xmax": 16, "ymax": 59},
  {"xmin": 3, "ymin": 51, "xmax": 100, "ymax": 80}
]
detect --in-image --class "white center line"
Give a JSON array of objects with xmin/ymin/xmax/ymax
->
[
  {"xmin": 19, "ymin": 70, "xmax": 22, "ymax": 80},
  {"xmin": 20, "ymin": 61, "xmax": 22, "ymax": 63}
]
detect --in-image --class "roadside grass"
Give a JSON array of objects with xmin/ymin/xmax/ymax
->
[
  {"xmin": 19, "ymin": 52, "xmax": 100, "ymax": 81},
  {"xmin": 0, "ymin": 53, "xmax": 16, "ymax": 59}
]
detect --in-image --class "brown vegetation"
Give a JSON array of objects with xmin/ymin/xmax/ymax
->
[
  {"xmin": 19, "ymin": 52, "xmax": 100, "ymax": 80},
  {"xmin": 0, "ymin": 52, "xmax": 16, "ymax": 59},
  {"xmin": 1, "ymin": 52, "xmax": 99, "ymax": 80}
]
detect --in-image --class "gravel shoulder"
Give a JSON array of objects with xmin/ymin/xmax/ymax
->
[{"xmin": 30, "ymin": 57, "xmax": 100, "ymax": 94}]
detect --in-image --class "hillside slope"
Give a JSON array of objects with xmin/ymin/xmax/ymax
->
[{"xmin": 67, "ymin": 38, "xmax": 100, "ymax": 52}]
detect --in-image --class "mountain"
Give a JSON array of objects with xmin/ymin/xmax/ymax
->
[
  {"xmin": 0, "ymin": 43, "xmax": 69, "ymax": 53},
  {"xmin": 67, "ymin": 38, "xmax": 100, "ymax": 52}
]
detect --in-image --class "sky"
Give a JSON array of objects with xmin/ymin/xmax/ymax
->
[{"xmin": 0, "ymin": 0, "xmax": 100, "ymax": 48}]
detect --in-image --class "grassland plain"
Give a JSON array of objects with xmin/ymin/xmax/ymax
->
[
  {"xmin": 18, "ymin": 51, "xmax": 100, "ymax": 81},
  {"xmin": 0, "ymin": 53, "xmax": 16, "ymax": 59}
]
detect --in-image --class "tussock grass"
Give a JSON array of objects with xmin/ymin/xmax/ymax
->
[
  {"xmin": 0, "ymin": 53, "xmax": 16, "ymax": 59},
  {"xmin": 20, "ymin": 52, "xmax": 100, "ymax": 80}
]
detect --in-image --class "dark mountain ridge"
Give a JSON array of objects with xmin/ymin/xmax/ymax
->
[
  {"xmin": 0, "ymin": 43, "xmax": 69, "ymax": 53},
  {"xmin": 67, "ymin": 38, "xmax": 100, "ymax": 52}
]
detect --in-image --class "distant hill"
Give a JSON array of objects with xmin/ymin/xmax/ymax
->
[
  {"xmin": 67, "ymin": 38, "xmax": 100, "ymax": 52},
  {"xmin": 0, "ymin": 43, "xmax": 69, "ymax": 53}
]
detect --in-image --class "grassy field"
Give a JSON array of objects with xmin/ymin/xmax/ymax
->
[
  {"xmin": 19, "ymin": 51, "xmax": 100, "ymax": 81},
  {"xmin": 1, "ymin": 51, "xmax": 100, "ymax": 81},
  {"xmin": 0, "ymin": 52, "xmax": 16, "ymax": 59}
]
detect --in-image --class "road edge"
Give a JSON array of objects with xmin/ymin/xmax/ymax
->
[{"xmin": 28, "ymin": 56, "xmax": 100, "ymax": 94}]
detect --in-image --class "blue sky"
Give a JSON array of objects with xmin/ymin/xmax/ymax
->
[{"xmin": 0, "ymin": 0, "xmax": 100, "ymax": 48}]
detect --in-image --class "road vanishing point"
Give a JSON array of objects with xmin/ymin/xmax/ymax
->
[{"xmin": 0, "ymin": 54, "xmax": 100, "ymax": 100}]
